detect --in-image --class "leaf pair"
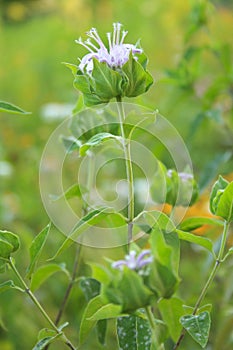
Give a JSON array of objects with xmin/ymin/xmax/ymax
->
[{"xmin": 210, "ymin": 176, "xmax": 233, "ymax": 222}]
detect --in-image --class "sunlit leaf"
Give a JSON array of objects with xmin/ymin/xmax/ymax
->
[
  {"xmin": 176, "ymin": 229, "xmax": 214, "ymax": 254},
  {"xmin": 49, "ymin": 183, "xmax": 87, "ymax": 201},
  {"xmin": 61, "ymin": 135, "xmax": 81, "ymax": 153},
  {"xmin": 179, "ymin": 217, "xmax": 224, "ymax": 231},
  {"xmin": 209, "ymin": 176, "xmax": 228, "ymax": 215},
  {"xmin": 0, "ymin": 101, "xmax": 30, "ymax": 115},
  {"xmin": 89, "ymin": 303, "xmax": 122, "ymax": 320}
]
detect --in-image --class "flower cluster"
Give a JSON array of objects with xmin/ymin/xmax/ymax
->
[
  {"xmin": 66, "ymin": 22, "xmax": 153, "ymax": 106},
  {"xmin": 76, "ymin": 22, "xmax": 142, "ymax": 74},
  {"xmin": 112, "ymin": 250, "xmax": 153, "ymax": 271}
]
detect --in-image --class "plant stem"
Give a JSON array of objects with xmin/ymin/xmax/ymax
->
[
  {"xmin": 55, "ymin": 246, "xmax": 82, "ymax": 326},
  {"xmin": 8, "ymin": 257, "xmax": 76, "ymax": 350},
  {"xmin": 173, "ymin": 220, "xmax": 230, "ymax": 350},
  {"xmin": 145, "ymin": 306, "xmax": 164, "ymax": 350},
  {"xmin": 116, "ymin": 96, "xmax": 134, "ymax": 250}
]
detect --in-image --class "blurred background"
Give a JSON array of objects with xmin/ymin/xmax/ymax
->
[{"xmin": 0, "ymin": 0, "xmax": 233, "ymax": 349}]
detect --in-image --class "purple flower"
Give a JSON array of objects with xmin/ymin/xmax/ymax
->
[
  {"xmin": 76, "ymin": 22, "xmax": 142, "ymax": 74},
  {"xmin": 112, "ymin": 250, "xmax": 153, "ymax": 271}
]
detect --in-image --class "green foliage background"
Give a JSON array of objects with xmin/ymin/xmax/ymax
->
[{"xmin": 0, "ymin": 0, "xmax": 232, "ymax": 349}]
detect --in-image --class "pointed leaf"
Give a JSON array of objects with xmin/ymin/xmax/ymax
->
[
  {"xmin": 30, "ymin": 263, "xmax": 70, "ymax": 292},
  {"xmin": 0, "ymin": 101, "xmax": 30, "ymax": 115},
  {"xmin": 176, "ymin": 229, "xmax": 214, "ymax": 254},
  {"xmin": 26, "ymin": 224, "xmax": 51, "ymax": 278},
  {"xmin": 180, "ymin": 311, "xmax": 211, "ymax": 348},
  {"xmin": 32, "ymin": 334, "xmax": 61, "ymax": 350},
  {"xmin": 89, "ymin": 303, "xmax": 122, "ymax": 320},
  {"xmin": 179, "ymin": 217, "xmax": 224, "ymax": 231}
]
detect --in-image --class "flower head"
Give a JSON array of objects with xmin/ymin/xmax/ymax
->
[
  {"xmin": 76, "ymin": 22, "xmax": 142, "ymax": 74},
  {"xmin": 112, "ymin": 250, "xmax": 153, "ymax": 271}
]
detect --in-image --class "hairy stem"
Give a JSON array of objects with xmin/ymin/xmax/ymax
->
[
  {"xmin": 8, "ymin": 258, "xmax": 76, "ymax": 350},
  {"xmin": 173, "ymin": 220, "xmax": 230, "ymax": 349},
  {"xmin": 116, "ymin": 96, "xmax": 134, "ymax": 250}
]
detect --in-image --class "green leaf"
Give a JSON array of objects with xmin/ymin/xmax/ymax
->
[
  {"xmin": 180, "ymin": 311, "xmax": 211, "ymax": 348},
  {"xmin": 210, "ymin": 176, "xmax": 229, "ymax": 214},
  {"xmin": 117, "ymin": 315, "xmax": 137, "ymax": 349},
  {"xmin": 89, "ymin": 304, "xmax": 122, "ymax": 320},
  {"xmin": 62, "ymin": 62, "xmax": 78, "ymax": 75},
  {"xmin": 30, "ymin": 263, "xmax": 69, "ymax": 292},
  {"xmin": 0, "ymin": 101, "xmax": 30, "ymax": 115},
  {"xmin": 79, "ymin": 132, "xmax": 121, "ymax": 156},
  {"xmin": 0, "ymin": 239, "xmax": 14, "ymax": 259},
  {"xmin": 176, "ymin": 229, "xmax": 214, "ymax": 254},
  {"xmin": 50, "ymin": 208, "xmax": 126, "ymax": 259},
  {"xmin": 79, "ymin": 295, "xmax": 106, "ymax": 345},
  {"xmin": 0, "ymin": 280, "xmax": 23, "ymax": 294},
  {"xmin": 79, "ymin": 277, "xmax": 101, "ymax": 301},
  {"xmin": 26, "ymin": 224, "xmax": 51, "ymax": 279},
  {"xmin": 92, "ymin": 58, "xmax": 124, "ymax": 100},
  {"xmin": 158, "ymin": 297, "xmax": 184, "ymax": 342},
  {"xmin": 148, "ymin": 224, "xmax": 180, "ymax": 298},
  {"xmin": 0, "ymin": 230, "xmax": 20, "ymax": 253},
  {"xmin": 0, "ymin": 230, "xmax": 20, "ymax": 261},
  {"xmin": 179, "ymin": 216, "xmax": 224, "ymax": 231},
  {"xmin": 216, "ymin": 181, "xmax": 233, "ymax": 222},
  {"xmin": 122, "ymin": 52, "xmax": 153, "ymax": 97},
  {"xmin": 61, "ymin": 135, "xmax": 82, "ymax": 153},
  {"xmin": 32, "ymin": 334, "xmax": 61, "ymax": 350},
  {"xmin": 117, "ymin": 315, "xmax": 152, "ymax": 350}
]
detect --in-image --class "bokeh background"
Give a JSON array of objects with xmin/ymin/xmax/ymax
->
[{"xmin": 0, "ymin": 0, "xmax": 233, "ymax": 349}]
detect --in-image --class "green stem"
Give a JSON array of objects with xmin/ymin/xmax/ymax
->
[
  {"xmin": 145, "ymin": 306, "xmax": 163, "ymax": 350},
  {"xmin": 116, "ymin": 96, "xmax": 134, "ymax": 250},
  {"xmin": 8, "ymin": 258, "xmax": 76, "ymax": 350},
  {"xmin": 173, "ymin": 220, "xmax": 230, "ymax": 350}
]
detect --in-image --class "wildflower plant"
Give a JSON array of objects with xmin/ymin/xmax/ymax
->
[{"xmin": 0, "ymin": 21, "xmax": 233, "ymax": 350}]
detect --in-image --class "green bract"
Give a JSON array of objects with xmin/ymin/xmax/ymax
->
[
  {"xmin": 210, "ymin": 176, "xmax": 233, "ymax": 222},
  {"xmin": 66, "ymin": 53, "xmax": 153, "ymax": 106}
]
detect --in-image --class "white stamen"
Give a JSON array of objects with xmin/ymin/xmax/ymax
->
[
  {"xmin": 107, "ymin": 32, "xmax": 112, "ymax": 50},
  {"xmin": 75, "ymin": 38, "xmax": 94, "ymax": 53},
  {"xmin": 120, "ymin": 30, "xmax": 128, "ymax": 44}
]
